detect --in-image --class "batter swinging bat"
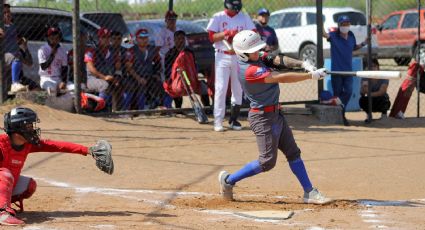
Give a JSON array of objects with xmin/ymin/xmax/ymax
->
[{"xmin": 326, "ymin": 70, "xmax": 401, "ymax": 80}]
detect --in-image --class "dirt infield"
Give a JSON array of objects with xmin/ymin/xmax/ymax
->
[{"xmin": 1, "ymin": 103, "xmax": 425, "ymax": 229}]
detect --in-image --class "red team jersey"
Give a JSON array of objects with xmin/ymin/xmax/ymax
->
[{"xmin": 0, "ymin": 135, "xmax": 88, "ymax": 188}]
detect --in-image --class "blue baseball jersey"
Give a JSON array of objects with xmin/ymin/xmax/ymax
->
[
  {"xmin": 4, "ymin": 24, "xmax": 19, "ymax": 55},
  {"xmin": 255, "ymin": 23, "xmax": 278, "ymax": 47},
  {"xmin": 328, "ymin": 31, "xmax": 356, "ymax": 71},
  {"xmin": 238, "ymin": 60, "xmax": 279, "ymax": 108}
]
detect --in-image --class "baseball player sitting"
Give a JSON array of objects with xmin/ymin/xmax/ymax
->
[
  {"xmin": 84, "ymin": 28, "xmax": 115, "ymax": 103},
  {"xmin": 0, "ymin": 107, "xmax": 113, "ymax": 225},
  {"xmin": 218, "ymin": 30, "xmax": 332, "ymax": 204},
  {"xmin": 38, "ymin": 26, "xmax": 68, "ymax": 96}
]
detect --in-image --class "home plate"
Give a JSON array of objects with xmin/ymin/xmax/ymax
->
[{"xmin": 234, "ymin": 210, "xmax": 294, "ymax": 220}]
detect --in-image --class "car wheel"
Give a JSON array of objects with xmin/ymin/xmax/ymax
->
[
  {"xmin": 299, "ymin": 44, "xmax": 317, "ymax": 66},
  {"xmin": 394, "ymin": 57, "xmax": 411, "ymax": 66}
]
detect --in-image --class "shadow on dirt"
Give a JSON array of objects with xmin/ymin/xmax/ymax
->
[{"xmin": 20, "ymin": 210, "xmax": 176, "ymax": 224}]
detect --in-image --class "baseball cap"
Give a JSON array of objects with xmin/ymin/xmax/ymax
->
[
  {"xmin": 165, "ymin": 10, "xmax": 178, "ymax": 20},
  {"xmin": 97, "ymin": 27, "xmax": 110, "ymax": 38},
  {"xmin": 135, "ymin": 28, "xmax": 149, "ymax": 38},
  {"xmin": 257, "ymin": 8, "xmax": 270, "ymax": 16},
  {"xmin": 337, "ymin": 15, "xmax": 350, "ymax": 24},
  {"xmin": 47, "ymin": 27, "xmax": 61, "ymax": 36}
]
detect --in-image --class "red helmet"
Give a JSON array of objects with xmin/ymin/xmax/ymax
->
[
  {"xmin": 46, "ymin": 26, "xmax": 62, "ymax": 37},
  {"xmin": 135, "ymin": 28, "xmax": 149, "ymax": 38},
  {"xmin": 165, "ymin": 10, "xmax": 178, "ymax": 20},
  {"xmin": 97, "ymin": 27, "xmax": 111, "ymax": 38}
]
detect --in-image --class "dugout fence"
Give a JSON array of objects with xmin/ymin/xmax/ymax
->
[{"xmin": 0, "ymin": 0, "xmax": 424, "ymax": 119}]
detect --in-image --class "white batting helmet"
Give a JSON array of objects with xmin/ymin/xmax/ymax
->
[{"xmin": 232, "ymin": 30, "xmax": 265, "ymax": 62}]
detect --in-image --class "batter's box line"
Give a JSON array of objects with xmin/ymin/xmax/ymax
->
[{"xmin": 32, "ymin": 177, "xmax": 290, "ymax": 202}]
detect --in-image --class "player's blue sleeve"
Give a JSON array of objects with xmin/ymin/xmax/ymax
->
[{"xmin": 270, "ymin": 29, "xmax": 279, "ymax": 46}]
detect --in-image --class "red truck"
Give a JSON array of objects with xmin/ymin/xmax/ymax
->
[{"xmin": 376, "ymin": 9, "xmax": 425, "ymax": 66}]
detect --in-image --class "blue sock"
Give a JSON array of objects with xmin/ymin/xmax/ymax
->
[
  {"xmin": 137, "ymin": 94, "xmax": 146, "ymax": 110},
  {"xmin": 99, "ymin": 92, "xmax": 107, "ymax": 99},
  {"xmin": 226, "ymin": 160, "xmax": 263, "ymax": 185},
  {"xmin": 289, "ymin": 158, "xmax": 313, "ymax": 193},
  {"xmin": 163, "ymin": 94, "xmax": 173, "ymax": 108},
  {"xmin": 11, "ymin": 61, "xmax": 22, "ymax": 83},
  {"xmin": 122, "ymin": 92, "xmax": 133, "ymax": 111}
]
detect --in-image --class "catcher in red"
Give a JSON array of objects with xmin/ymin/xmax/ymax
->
[{"xmin": 0, "ymin": 107, "xmax": 113, "ymax": 226}]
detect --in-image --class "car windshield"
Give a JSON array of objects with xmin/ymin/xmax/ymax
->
[
  {"xmin": 82, "ymin": 13, "xmax": 129, "ymax": 36},
  {"xmin": 127, "ymin": 20, "xmax": 207, "ymax": 46},
  {"xmin": 127, "ymin": 21, "xmax": 162, "ymax": 37},
  {"xmin": 333, "ymin": 12, "xmax": 366, "ymax": 26},
  {"xmin": 128, "ymin": 20, "xmax": 205, "ymax": 34}
]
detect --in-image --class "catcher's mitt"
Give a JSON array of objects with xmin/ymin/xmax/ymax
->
[{"xmin": 89, "ymin": 140, "xmax": 114, "ymax": 175}]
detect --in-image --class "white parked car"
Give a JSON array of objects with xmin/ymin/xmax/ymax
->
[{"xmin": 269, "ymin": 7, "xmax": 378, "ymax": 66}]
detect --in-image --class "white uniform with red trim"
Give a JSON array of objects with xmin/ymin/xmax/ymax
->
[
  {"xmin": 207, "ymin": 11, "xmax": 255, "ymax": 126},
  {"xmin": 155, "ymin": 27, "xmax": 175, "ymax": 81},
  {"xmin": 38, "ymin": 43, "xmax": 67, "ymax": 92}
]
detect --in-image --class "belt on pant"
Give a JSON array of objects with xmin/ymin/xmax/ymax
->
[
  {"xmin": 217, "ymin": 49, "xmax": 236, "ymax": 55},
  {"xmin": 250, "ymin": 105, "xmax": 281, "ymax": 113}
]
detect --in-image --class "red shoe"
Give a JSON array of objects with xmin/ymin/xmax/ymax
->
[{"xmin": 0, "ymin": 211, "xmax": 25, "ymax": 226}]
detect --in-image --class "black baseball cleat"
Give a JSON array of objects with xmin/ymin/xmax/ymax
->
[
  {"xmin": 229, "ymin": 120, "xmax": 242, "ymax": 130},
  {"xmin": 343, "ymin": 117, "xmax": 350, "ymax": 126}
]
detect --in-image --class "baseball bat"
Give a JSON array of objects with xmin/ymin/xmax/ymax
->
[
  {"xmin": 326, "ymin": 70, "xmax": 401, "ymax": 80},
  {"xmin": 180, "ymin": 70, "xmax": 209, "ymax": 124},
  {"xmin": 222, "ymin": 39, "xmax": 234, "ymax": 52}
]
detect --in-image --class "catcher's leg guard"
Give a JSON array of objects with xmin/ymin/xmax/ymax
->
[
  {"xmin": 0, "ymin": 168, "xmax": 14, "ymax": 209},
  {"xmin": 11, "ymin": 176, "xmax": 37, "ymax": 213}
]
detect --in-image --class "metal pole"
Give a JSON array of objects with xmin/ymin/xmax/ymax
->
[
  {"xmin": 416, "ymin": 0, "xmax": 421, "ymax": 118},
  {"xmin": 316, "ymin": 0, "xmax": 324, "ymax": 99},
  {"xmin": 169, "ymin": 0, "xmax": 173, "ymax": 11},
  {"xmin": 0, "ymin": 1, "xmax": 5, "ymax": 103},
  {"xmin": 73, "ymin": 0, "xmax": 82, "ymax": 113},
  {"xmin": 366, "ymin": 0, "xmax": 373, "ymax": 122}
]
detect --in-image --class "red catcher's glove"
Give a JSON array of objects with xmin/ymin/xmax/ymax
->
[{"xmin": 224, "ymin": 29, "xmax": 238, "ymax": 43}]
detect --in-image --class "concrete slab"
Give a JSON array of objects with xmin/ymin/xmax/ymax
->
[
  {"xmin": 307, "ymin": 104, "xmax": 343, "ymax": 125},
  {"xmin": 14, "ymin": 91, "xmax": 75, "ymax": 113},
  {"xmin": 234, "ymin": 210, "xmax": 294, "ymax": 220}
]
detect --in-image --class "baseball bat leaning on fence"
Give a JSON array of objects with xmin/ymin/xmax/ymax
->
[
  {"xmin": 178, "ymin": 69, "xmax": 209, "ymax": 124},
  {"xmin": 325, "ymin": 70, "xmax": 401, "ymax": 80}
]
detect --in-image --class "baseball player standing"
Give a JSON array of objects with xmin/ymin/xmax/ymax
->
[
  {"xmin": 207, "ymin": 0, "xmax": 255, "ymax": 132},
  {"xmin": 155, "ymin": 10, "xmax": 179, "ymax": 108},
  {"xmin": 218, "ymin": 30, "xmax": 332, "ymax": 204},
  {"xmin": 255, "ymin": 8, "xmax": 279, "ymax": 55}
]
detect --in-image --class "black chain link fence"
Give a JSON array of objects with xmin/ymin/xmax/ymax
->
[{"xmin": 1, "ymin": 0, "xmax": 424, "ymax": 119}]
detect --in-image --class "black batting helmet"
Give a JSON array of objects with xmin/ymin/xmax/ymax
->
[
  {"xmin": 224, "ymin": 0, "xmax": 242, "ymax": 12},
  {"xmin": 4, "ymin": 107, "xmax": 41, "ymax": 145}
]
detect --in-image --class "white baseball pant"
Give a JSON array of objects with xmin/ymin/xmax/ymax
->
[
  {"xmin": 213, "ymin": 52, "xmax": 243, "ymax": 126},
  {"xmin": 40, "ymin": 76, "xmax": 61, "ymax": 95},
  {"xmin": 86, "ymin": 75, "xmax": 109, "ymax": 93}
]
